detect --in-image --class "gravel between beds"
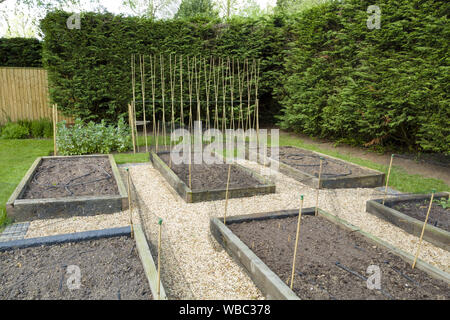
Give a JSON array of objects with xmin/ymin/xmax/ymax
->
[{"xmin": 21, "ymin": 159, "xmax": 449, "ymax": 300}]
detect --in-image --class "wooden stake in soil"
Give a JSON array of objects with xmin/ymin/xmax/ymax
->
[
  {"xmin": 157, "ymin": 218, "xmax": 163, "ymax": 299},
  {"xmin": 315, "ymin": 157, "xmax": 324, "ymax": 216},
  {"xmin": 412, "ymin": 190, "xmax": 435, "ymax": 269},
  {"xmin": 290, "ymin": 195, "xmax": 304, "ymax": 289},
  {"xmin": 382, "ymin": 154, "xmax": 395, "ymax": 205},
  {"xmin": 126, "ymin": 168, "xmax": 134, "ymax": 237},
  {"xmin": 223, "ymin": 163, "xmax": 232, "ymax": 225}
]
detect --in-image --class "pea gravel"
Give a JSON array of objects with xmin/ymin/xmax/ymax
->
[{"xmin": 21, "ymin": 159, "xmax": 449, "ymax": 300}]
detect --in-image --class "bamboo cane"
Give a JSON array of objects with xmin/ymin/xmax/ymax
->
[
  {"xmin": 290, "ymin": 195, "xmax": 304, "ymax": 289},
  {"xmin": 157, "ymin": 218, "xmax": 163, "ymax": 299},
  {"xmin": 315, "ymin": 157, "xmax": 324, "ymax": 216},
  {"xmin": 189, "ymin": 149, "xmax": 192, "ymax": 189},
  {"xmin": 204, "ymin": 57, "xmax": 212, "ymax": 131},
  {"xmin": 156, "ymin": 120, "xmax": 159, "ymax": 153},
  {"xmin": 126, "ymin": 168, "xmax": 134, "ymax": 237},
  {"xmin": 230, "ymin": 57, "xmax": 235, "ymax": 130},
  {"xmin": 223, "ymin": 163, "xmax": 232, "ymax": 225},
  {"xmin": 140, "ymin": 54, "xmax": 148, "ymax": 152},
  {"xmin": 128, "ymin": 104, "xmax": 136, "ymax": 154},
  {"xmin": 52, "ymin": 104, "xmax": 57, "ymax": 156},
  {"xmin": 255, "ymin": 59, "xmax": 260, "ymax": 138},
  {"xmin": 150, "ymin": 54, "xmax": 157, "ymax": 145},
  {"xmin": 412, "ymin": 190, "xmax": 435, "ymax": 269},
  {"xmin": 213, "ymin": 57, "xmax": 219, "ymax": 130},
  {"xmin": 180, "ymin": 55, "xmax": 184, "ymax": 128},
  {"xmin": 246, "ymin": 59, "xmax": 254, "ymax": 131},
  {"xmin": 382, "ymin": 154, "xmax": 395, "ymax": 205},
  {"xmin": 195, "ymin": 56, "xmax": 201, "ymax": 123},
  {"xmin": 131, "ymin": 54, "xmax": 139, "ymax": 152},
  {"xmin": 237, "ymin": 59, "xmax": 244, "ymax": 130},
  {"xmin": 187, "ymin": 56, "xmax": 193, "ymax": 134},
  {"xmin": 160, "ymin": 54, "xmax": 166, "ymax": 148},
  {"xmin": 221, "ymin": 58, "xmax": 228, "ymax": 132}
]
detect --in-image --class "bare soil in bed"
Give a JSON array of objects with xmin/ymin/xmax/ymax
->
[
  {"xmin": 266, "ymin": 146, "xmax": 374, "ymax": 178},
  {"xmin": 0, "ymin": 236, "xmax": 152, "ymax": 300},
  {"xmin": 158, "ymin": 152, "xmax": 263, "ymax": 191},
  {"xmin": 21, "ymin": 157, "xmax": 119, "ymax": 199},
  {"xmin": 391, "ymin": 198, "xmax": 449, "ymax": 232},
  {"xmin": 228, "ymin": 215, "xmax": 449, "ymax": 300}
]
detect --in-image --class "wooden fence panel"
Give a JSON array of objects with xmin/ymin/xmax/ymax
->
[{"xmin": 0, "ymin": 67, "xmax": 73, "ymax": 124}]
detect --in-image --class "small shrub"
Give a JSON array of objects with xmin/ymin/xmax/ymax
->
[
  {"xmin": 57, "ymin": 118, "xmax": 131, "ymax": 155},
  {"xmin": 0, "ymin": 123, "xmax": 30, "ymax": 139},
  {"xmin": 43, "ymin": 122, "xmax": 53, "ymax": 138},
  {"xmin": 30, "ymin": 119, "xmax": 53, "ymax": 138}
]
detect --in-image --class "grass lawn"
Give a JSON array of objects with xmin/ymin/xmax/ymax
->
[
  {"xmin": 113, "ymin": 152, "xmax": 149, "ymax": 164},
  {"xmin": 0, "ymin": 139, "xmax": 54, "ymax": 230}
]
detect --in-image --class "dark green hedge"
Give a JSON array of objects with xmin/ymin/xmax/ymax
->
[
  {"xmin": 0, "ymin": 38, "xmax": 43, "ymax": 67},
  {"xmin": 277, "ymin": 0, "xmax": 450, "ymax": 154},
  {"xmin": 41, "ymin": 1, "xmax": 450, "ymax": 154},
  {"xmin": 40, "ymin": 12, "xmax": 284, "ymax": 123}
]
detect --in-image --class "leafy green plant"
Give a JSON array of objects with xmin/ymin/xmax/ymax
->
[
  {"xmin": 0, "ymin": 122, "xmax": 30, "ymax": 139},
  {"xmin": 434, "ymin": 197, "xmax": 450, "ymax": 210},
  {"xmin": 30, "ymin": 119, "xmax": 53, "ymax": 138},
  {"xmin": 56, "ymin": 118, "xmax": 132, "ymax": 155}
]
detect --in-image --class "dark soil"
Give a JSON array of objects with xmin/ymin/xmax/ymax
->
[
  {"xmin": 0, "ymin": 236, "xmax": 152, "ymax": 300},
  {"xmin": 21, "ymin": 157, "xmax": 119, "ymax": 199},
  {"xmin": 267, "ymin": 146, "xmax": 373, "ymax": 178},
  {"xmin": 158, "ymin": 152, "xmax": 263, "ymax": 191},
  {"xmin": 390, "ymin": 198, "xmax": 449, "ymax": 232},
  {"xmin": 228, "ymin": 215, "xmax": 449, "ymax": 300}
]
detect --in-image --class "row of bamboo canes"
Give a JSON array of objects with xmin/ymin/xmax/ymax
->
[{"xmin": 129, "ymin": 54, "xmax": 261, "ymax": 154}]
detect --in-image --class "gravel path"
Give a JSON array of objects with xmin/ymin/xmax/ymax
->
[
  {"xmin": 22, "ymin": 159, "xmax": 449, "ymax": 300},
  {"xmin": 129, "ymin": 160, "xmax": 449, "ymax": 299}
]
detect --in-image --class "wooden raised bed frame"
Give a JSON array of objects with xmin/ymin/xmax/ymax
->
[
  {"xmin": 6, "ymin": 154, "xmax": 128, "ymax": 222},
  {"xmin": 246, "ymin": 146, "xmax": 385, "ymax": 189},
  {"xmin": 210, "ymin": 207, "xmax": 450, "ymax": 300},
  {"xmin": 150, "ymin": 150, "xmax": 275, "ymax": 203},
  {"xmin": 366, "ymin": 192, "xmax": 450, "ymax": 251}
]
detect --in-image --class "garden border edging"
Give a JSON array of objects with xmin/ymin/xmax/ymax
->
[{"xmin": 366, "ymin": 192, "xmax": 450, "ymax": 251}]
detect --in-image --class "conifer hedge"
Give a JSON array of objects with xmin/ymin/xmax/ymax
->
[
  {"xmin": 40, "ymin": 0, "xmax": 449, "ymax": 154},
  {"xmin": 277, "ymin": 0, "xmax": 449, "ymax": 154},
  {"xmin": 0, "ymin": 38, "xmax": 42, "ymax": 67},
  {"xmin": 40, "ymin": 11, "xmax": 285, "ymax": 124}
]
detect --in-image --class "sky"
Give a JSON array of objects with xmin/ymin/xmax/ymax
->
[{"xmin": 0, "ymin": 0, "xmax": 276, "ymax": 37}]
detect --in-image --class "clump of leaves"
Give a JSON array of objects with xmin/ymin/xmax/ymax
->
[
  {"xmin": 434, "ymin": 197, "xmax": 450, "ymax": 210},
  {"xmin": 56, "ymin": 118, "xmax": 132, "ymax": 155}
]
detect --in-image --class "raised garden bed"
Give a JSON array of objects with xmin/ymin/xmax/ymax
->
[
  {"xmin": 150, "ymin": 150, "xmax": 275, "ymax": 203},
  {"xmin": 366, "ymin": 192, "xmax": 450, "ymax": 251},
  {"xmin": 0, "ymin": 226, "xmax": 158, "ymax": 300},
  {"xmin": 211, "ymin": 208, "xmax": 449, "ymax": 300},
  {"xmin": 6, "ymin": 155, "xmax": 128, "ymax": 222},
  {"xmin": 247, "ymin": 146, "xmax": 385, "ymax": 189}
]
